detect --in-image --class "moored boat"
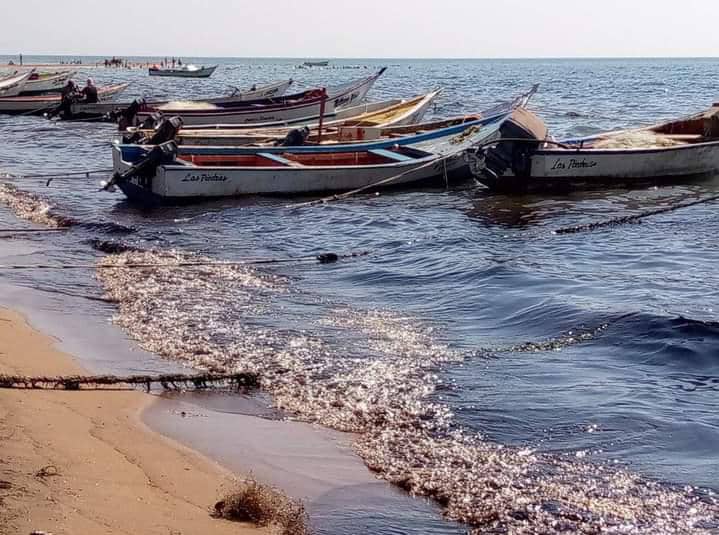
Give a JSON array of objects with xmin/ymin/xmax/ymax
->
[
  {"xmin": 138, "ymin": 90, "xmax": 442, "ymax": 146},
  {"xmin": 148, "ymin": 64, "xmax": 218, "ymax": 78},
  {"xmin": 106, "ymin": 112, "xmax": 509, "ymax": 204},
  {"xmin": 0, "ymin": 83, "xmax": 130, "ymax": 115},
  {"xmin": 469, "ymin": 105, "xmax": 719, "ymax": 192},
  {"xmin": 135, "ymin": 68, "xmax": 387, "ymax": 127},
  {"xmin": 21, "ymin": 70, "xmax": 76, "ymax": 95},
  {"xmin": 0, "ymin": 71, "xmax": 32, "ymax": 97}
]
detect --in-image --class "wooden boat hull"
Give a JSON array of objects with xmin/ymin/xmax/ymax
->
[
  {"xmin": 471, "ymin": 103, "xmax": 719, "ymax": 192},
  {"xmin": 0, "ymin": 84, "xmax": 129, "ymax": 114},
  {"xmin": 111, "ymin": 114, "xmax": 507, "ymax": 204},
  {"xmin": 0, "ymin": 72, "xmax": 31, "ymax": 97},
  {"xmin": 171, "ymin": 91, "xmax": 440, "ymax": 146},
  {"xmin": 149, "ymin": 65, "xmax": 218, "ymax": 78},
  {"xmin": 475, "ymin": 142, "xmax": 719, "ymax": 192},
  {"xmin": 21, "ymin": 71, "xmax": 76, "ymax": 95},
  {"xmin": 136, "ymin": 70, "xmax": 385, "ymax": 126}
]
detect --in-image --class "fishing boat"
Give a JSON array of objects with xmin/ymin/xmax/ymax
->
[
  {"xmin": 303, "ymin": 60, "xmax": 330, "ymax": 67},
  {"xmin": 148, "ymin": 64, "xmax": 218, "ymax": 78},
  {"xmin": 139, "ymin": 85, "xmax": 538, "ymax": 147},
  {"xmin": 469, "ymin": 105, "xmax": 719, "ymax": 192},
  {"xmin": 20, "ymin": 70, "xmax": 76, "ymax": 95},
  {"xmin": 138, "ymin": 90, "xmax": 441, "ymax": 146},
  {"xmin": 0, "ymin": 80, "xmax": 292, "ymax": 118},
  {"xmin": 135, "ymin": 68, "xmax": 387, "ymax": 127},
  {"xmin": 107, "ymin": 112, "xmax": 509, "ymax": 204},
  {"xmin": 0, "ymin": 71, "xmax": 32, "ymax": 97},
  {"xmin": 220, "ymin": 79, "xmax": 293, "ymax": 102},
  {"xmin": 0, "ymin": 83, "xmax": 129, "ymax": 115}
]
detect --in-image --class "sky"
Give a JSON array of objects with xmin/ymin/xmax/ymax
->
[{"xmin": 2, "ymin": 0, "xmax": 719, "ymax": 58}]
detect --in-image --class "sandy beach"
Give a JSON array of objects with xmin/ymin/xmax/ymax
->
[{"xmin": 0, "ymin": 307, "xmax": 264, "ymax": 535}]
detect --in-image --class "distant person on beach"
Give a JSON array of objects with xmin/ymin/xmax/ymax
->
[
  {"xmin": 178, "ymin": 58, "xmax": 182, "ymax": 66},
  {"xmin": 80, "ymin": 79, "xmax": 98, "ymax": 104},
  {"xmin": 172, "ymin": 58, "xmax": 176, "ymax": 68},
  {"xmin": 19, "ymin": 54, "xmax": 22, "ymax": 65}
]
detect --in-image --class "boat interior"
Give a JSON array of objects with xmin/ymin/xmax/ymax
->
[
  {"xmin": 175, "ymin": 146, "xmax": 429, "ymax": 168},
  {"xmin": 568, "ymin": 107, "xmax": 719, "ymax": 149}
]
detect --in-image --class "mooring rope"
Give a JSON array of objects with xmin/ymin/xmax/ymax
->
[
  {"xmin": 0, "ymin": 372, "xmax": 258, "ymax": 392},
  {"xmin": 0, "ymin": 251, "xmax": 369, "ymax": 271},
  {"xmin": 554, "ymin": 192, "xmax": 719, "ymax": 235},
  {"xmin": 1, "ymin": 168, "xmax": 112, "ymax": 187}
]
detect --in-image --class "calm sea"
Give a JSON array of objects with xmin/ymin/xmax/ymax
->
[{"xmin": 1, "ymin": 56, "xmax": 718, "ymax": 533}]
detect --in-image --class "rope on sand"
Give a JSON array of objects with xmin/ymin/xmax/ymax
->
[{"xmin": 0, "ymin": 372, "xmax": 259, "ymax": 392}]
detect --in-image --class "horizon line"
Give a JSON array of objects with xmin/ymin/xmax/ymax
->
[{"xmin": 2, "ymin": 53, "xmax": 719, "ymax": 61}]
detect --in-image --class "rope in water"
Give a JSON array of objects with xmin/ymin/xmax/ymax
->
[
  {"xmin": 0, "ymin": 372, "xmax": 258, "ymax": 391},
  {"xmin": 0, "ymin": 251, "xmax": 369, "ymax": 270},
  {"xmin": 554, "ymin": 192, "xmax": 719, "ymax": 235},
  {"xmin": 1, "ymin": 168, "xmax": 111, "ymax": 180}
]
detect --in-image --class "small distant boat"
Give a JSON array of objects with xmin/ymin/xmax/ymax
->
[
  {"xmin": 136, "ymin": 68, "xmax": 387, "ymax": 127},
  {"xmin": 148, "ymin": 64, "xmax": 218, "ymax": 78},
  {"xmin": 303, "ymin": 60, "xmax": 329, "ymax": 67},
  {"xmin": 221, "ymin": 79, "xmax": 293, "ymax": 102},
  {"xmin": 0, "ymin": 71, "xmax": 32, "ymax": 97},
  {"xmin": 21, "ymin": 70, "xmax": 76, "ymax": 95},
  {"xmin": 0, "ymin": 83, "xmax": 129, "ymax": 115},
  {"xmin": 469, "ymin": 104, "xmax": 719, "ymax": 192},
  {"xmin": 108, "ymin": 111, "xmax": 508, "ymax": 204}
]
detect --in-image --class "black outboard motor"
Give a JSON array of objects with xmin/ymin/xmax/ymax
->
[
  {"xmin": 103, "ymin": 141, "xmax": 178, "ymax": 192},
  {"xmin": 275, "ymin": 126, "xmax": 310, "ymax": 147},
  {"xmin": 146, "ymin": 116, "xmax": 183, "ymax": 145},
  {"xmin": 480, "ymin": 108, "xmax": 548, "ymax": 182},
  {"xmin": 111, "ymin": 99, "xmax": 146, "ymax": 132}
]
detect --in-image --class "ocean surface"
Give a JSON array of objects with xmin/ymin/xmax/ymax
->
[{"xmin": 1, "ymin": 56, "xmax": 719, "ymax": 533}]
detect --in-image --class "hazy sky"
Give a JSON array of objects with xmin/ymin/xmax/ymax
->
[{"xmin": 2, "ymin": 0, "xmax": 718, "ymax": 58}]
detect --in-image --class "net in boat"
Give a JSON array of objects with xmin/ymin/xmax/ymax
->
[
  {"xmin": 158, "ymin": 101, "xmax": 219, "ymax": 111},
  {"xmin": 594, "ymin": 131, "xmax": 686, "ymax": 149}
]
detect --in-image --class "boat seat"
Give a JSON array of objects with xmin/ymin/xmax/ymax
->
[
  {"xmin": 257, "ymin": 152, "xmax": 303, "ymax": 167},
  {"xmin": 368, "ymin": 149, "xmax": 414, "ymax": 162}
]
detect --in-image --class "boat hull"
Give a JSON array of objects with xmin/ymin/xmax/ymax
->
[
  {"xmin": 149, "ymin": 65, "xmax": 218, "ymax": 78},
  {"xmin": 0, "ymin": 72, "xmax": 31, "ymax": 97},
  {"xmin": 0, "ymin": 84, "xmax": 129, "ymax": 114},
  {"xmin": 20, "ymin": 71, "xmax": 76, "ymax": 95},
  {"xmin": 475, "ymin": 141, "xmax": 719, "ymax": 192},
  {"xmin": 136, "ymin": 70, "xmax": 385, "ymax": 126}
]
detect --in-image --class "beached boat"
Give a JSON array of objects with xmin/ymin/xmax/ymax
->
[
  {"xmin": 469, "ymin": 105, "xmax": 719, "ymax": 192},
  {"xmin": 0, "ymin": 71, "xmax": 32, "ymax": 97},
  {"xmin": 148, "ymin": 64, "xmax": 218, "ymax": 78},
  {"xmin": 107, "ymin": 112, "xmax": 509, "ymax": 204},
  {"xmin": 135, "ymin": 68, "xmax": 387, "ymax": 127},
  {"xmin": 21, "ymin": 70, "xmax": 76, "ymax": 95},
  {"xmin": 0, "ymin": 83, "xmax": 129, "ymax": 115}
]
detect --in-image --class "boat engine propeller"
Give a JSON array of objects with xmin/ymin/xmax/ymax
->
[
  {"xmin": 474, "ymin": 108, "xmax": 548, "ymax": 182},
  {"xmin": 102, "ymin": 141, "xmax": 177, "ymax": 192}
]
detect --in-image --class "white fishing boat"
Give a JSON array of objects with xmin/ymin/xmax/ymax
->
[
  {"xmin": 107, "ymin": 112, "xmax": 508, "ymax": 204},
  {"xmin": 136, "ymin": 68, "xmax": 387, "ymax": 127},
  {"xmin": 469, "ymin": 106, "xmax": 719, "ymax": 192},
  {"xmin": 21, "ymin": 70, "xmax": 76, "ymax": 95},
  {"xmin": 148, "ymin": 64, "xmax": 218, "ymax": 78},
  {"xmin": 0, "ymin": 71, "xmax": 32, "ymax": 97},
  {"xmin": 219, "ymin": 79, "xmax": 293, "ymax": 102}
]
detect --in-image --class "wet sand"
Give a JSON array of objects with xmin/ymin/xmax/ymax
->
[{"xmin": 0, "ymin": 307, "xmax": 264, "ymax": 535}]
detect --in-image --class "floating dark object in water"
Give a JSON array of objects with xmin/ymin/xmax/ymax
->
[{"xmin": 317, "ymin": 252, "xmax": 339, "ymax": 264}]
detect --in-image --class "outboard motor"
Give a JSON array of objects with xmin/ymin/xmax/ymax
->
[
  {"xmin": 112, "ymin": 99, "xmax": 146, "ymax": 132},
  {"xmin": 275, "ymin": 126, "xmax": 310, "ymax": 147},
  {"xmin": 103, "ymin": 141, "xmax": 178, "ymax": 192},
  {"xmin": 480, "ymin": 108, "xmax": 548, "ymax": 181},
  {"xmin": 146, "ymin": 116, "xmax": 183, "ymax": 145}
]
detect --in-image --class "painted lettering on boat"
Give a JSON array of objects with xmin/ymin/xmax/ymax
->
[
  {"xmin": 550, "ymin": 158, "xmax": 598, "ymax": 170},
  {"xmin": 181, "ymin": 172, "xmax": 229, "ymax": 183}
]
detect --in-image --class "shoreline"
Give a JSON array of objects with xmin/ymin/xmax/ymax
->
[{"xmin": 0, "ymin": 307, "xmax": 264, "ymax": 535}]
